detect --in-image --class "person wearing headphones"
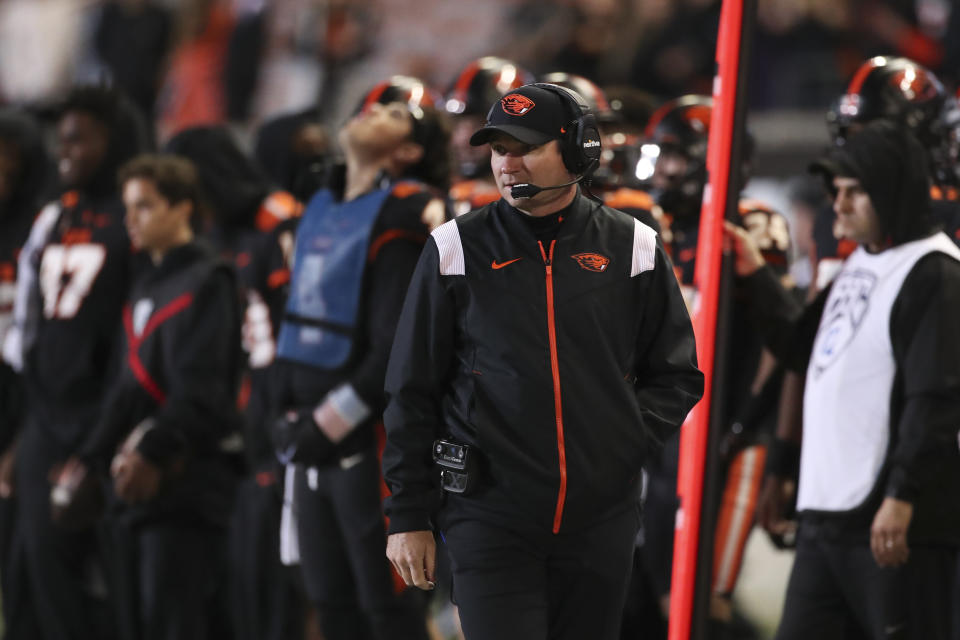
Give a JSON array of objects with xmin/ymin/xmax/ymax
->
[{"xmin": 381, "ymin": 83, "xmax": 703, "ymax": 640}]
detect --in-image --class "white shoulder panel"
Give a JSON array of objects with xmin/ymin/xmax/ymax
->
[
  {"xmin": 631, "ymin": 218, "xmax": 657, "ymax": 277},
  {"xmin": 431, "ymin": 219, "xmax": 465, "ymax": 276}
]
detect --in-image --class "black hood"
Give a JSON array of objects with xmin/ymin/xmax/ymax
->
[
  {"xmin": 811, "ymin": 119, "xmax": 935, "ymax": 247},
  {"xmin": 165, "ymin": 125, "xmax": 270, "ymax": 228},
  {"xmin": 0, "ymin": 108, "xmax": 51, "ymax": 217}
]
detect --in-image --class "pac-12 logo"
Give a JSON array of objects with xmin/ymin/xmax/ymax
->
[
  {"xmin": 810, "ymin": 269, "xmax": 876, "ymax": 377},
  {"xmin": 501, "ymin": 94, "xmax": 535, "ymax": 116}
]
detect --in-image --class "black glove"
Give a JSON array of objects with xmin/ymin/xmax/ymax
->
[{"xmin": 272, "ymin": 409, "xmax": 337, "ymax": 466}]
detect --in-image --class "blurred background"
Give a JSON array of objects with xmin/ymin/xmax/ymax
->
[{"xmin": 2, "ymin": 0, "xmax": 955, "ymax": 165}]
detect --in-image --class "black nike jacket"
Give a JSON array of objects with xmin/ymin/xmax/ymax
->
[{"xmin": 382, "ymin": 194, "xmax": 703, "ymax": 535}]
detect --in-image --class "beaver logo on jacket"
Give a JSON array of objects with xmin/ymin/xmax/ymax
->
[{"xmin": 571, "ymin": 252, "xmax": 610, "ymax": 272}]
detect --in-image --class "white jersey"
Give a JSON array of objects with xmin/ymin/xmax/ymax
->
[{"xmin": 798, "ymin": 232, "xmax": 960, "ymax": 512}]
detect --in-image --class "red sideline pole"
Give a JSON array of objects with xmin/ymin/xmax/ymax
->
[{"xmin": 667, "ymin": 0, "xmax": 747, "ymax": 637}]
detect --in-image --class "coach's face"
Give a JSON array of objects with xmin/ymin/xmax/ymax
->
[{"xmin": 489, "ymin": 133, "xmax": 575, "ymax": 216}]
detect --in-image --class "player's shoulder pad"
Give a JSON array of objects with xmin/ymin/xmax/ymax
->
[
  {"xmin": 380, "ymin": 181, "xmax": 442, "ymax": 231},
  {"xmin": 603, "ymin": 187, "xmax": 656, "ymax": 213},
  {"xmin": 60, "ymin": 190, "xmax": 80, "ymax": 210},
  {"xmin": 391, "ymin": 181, "xmax": 430, "ymax": 200},
  {"xmin": 255, "ymin": 190, "xmax": 303, "ymax": 232},
  {"xmin": 931, "ymin": 184, "xmax": 959, "ymax": 202}
]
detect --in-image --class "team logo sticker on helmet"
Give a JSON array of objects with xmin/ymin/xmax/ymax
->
[
  {"xmin": 571, "ymin": 252, "xmax": 610, "ymax": 272},
  {"xmin": 501, "ymin": 94, "xmax": 535, "ymax": 116},
  {"xmin": 889, "ymin": 68, "xmax": 939, "ymax": 102}
]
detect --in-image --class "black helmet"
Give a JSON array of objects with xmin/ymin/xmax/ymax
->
[
  {"xmin": 539, "ymin": 72, "xmax": 615, "ymax": 124},
  {"xmin": 638, "ymin": 95, "xmax": 713, "ymax": 218},
  {"xmin": 356, "ymin": 75, "xmax": 442, "ymax": 114},
  {"xmin": 827, "ymin": 56, "xmax": 945, "ymax": 145},
  {"xmin": 591, "ymin": 87, "xmax": 658, "ymax": 189},
  {"xmin": 445, "ymin": 57, "xmax": 534, "ymax": 116},
  {"xmin": 643, "ymin": 94, "xmax": 712, "ymax": 163}
]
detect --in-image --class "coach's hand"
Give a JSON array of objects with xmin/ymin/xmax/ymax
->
[
  {"xmin": 386, "ymin": 530, "xmax": 436, "ymax": 591},
  {"xmin": 0, "ymin": 441, "xmax": 17, "ymax": 498},
  {"xmin": 871, "ymin": 497, "xmax": 912, "ymax": 567}
]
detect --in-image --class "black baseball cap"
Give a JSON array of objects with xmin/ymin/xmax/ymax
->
[{"xmin": 469, "ymin": 84, "xmax": 572, "ymax": 147}]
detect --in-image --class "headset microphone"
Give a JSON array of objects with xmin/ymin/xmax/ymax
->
[
  {"xmin": 509, "ymin": 158, "xmax": 599, "ymax": 199},
  {"xmin": 510, "ymin": 175, "xmax": 586, "ymax": 199}
]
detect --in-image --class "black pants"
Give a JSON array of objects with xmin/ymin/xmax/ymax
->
[
  {"xmin": 111, "ymin": 519, "xmax": 231, "ymax": 640},
  {"xmin": 295, "ymin": 453, "xmax": 430, "ymax": 640},
  {"xmin": 229, "ymin": 473, "xmax": 306, "ymax": 640},
  {"xmin": 776, "ymin": 523, "xmax": 957, "ymax": 640},
  {"xmin": 438, "ymin": 501, "xmax": 640, "ymax": 640},
  {"xmin": 16, "ymin": 419, "xmax": 112, "ymax": 640},
  {"xmin": 0, "ymin": 496, "xmax": 42, "ymax": 639}
]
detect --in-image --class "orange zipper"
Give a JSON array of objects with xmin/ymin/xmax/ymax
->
[{"xmin": 539, "ymin": 239, "xmax": 567, "ymax": 534}]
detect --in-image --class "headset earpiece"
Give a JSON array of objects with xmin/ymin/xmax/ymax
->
[{"xmin": 531, "ymin": 82, "xmax": 602, "ymax": 175}]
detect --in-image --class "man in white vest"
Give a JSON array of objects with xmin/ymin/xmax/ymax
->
[{"xmin": 725, "ymin": 119, "xmax": 960, "ymax": 639}]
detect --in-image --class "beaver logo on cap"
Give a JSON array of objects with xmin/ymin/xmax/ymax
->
[{"xmin": 501, "ymin": 94, "xmax": 535, "ymax": 116}]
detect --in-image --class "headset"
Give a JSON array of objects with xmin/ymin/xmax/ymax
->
[
  {"xmin": 506, "ymin": 83, "xmax": 603, "ymax": 198},
  {"xmin": 532, "ymin": 82, "xmax": 602, "ymax": 175}
]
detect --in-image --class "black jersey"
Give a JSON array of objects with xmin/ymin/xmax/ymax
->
[
  {"xmin": 601, "ymin": 187, "xmax": 665, "ymax": 234},
  {"xmin": 207, "ymin": 192, "xmax": 300, "ymax": 371},
  {"xmin": 0, "ymin": 209, "xmax": 36, "ymax": 448},
  {"xmin": 24, "ymin": 191, "xmax": 131, "ymax": 445},
  {"xmin": 931, "ymin": 186, "xmax": 960, "ymax": 246},
  {"xmin": 205, "ymin": 191, "xmax": 301, "ymax": 468},
  {"xmin": 80, "ymin": 241, "xmax": 241, "ymax": 526}
]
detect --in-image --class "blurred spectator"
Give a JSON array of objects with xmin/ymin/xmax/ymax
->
[
  {"xmin": 630, "ymin": 0, "xmax": 720, "ymax": 99},
  {"xmin": 11, "ymin": 84, "xmax": 149, "ymax": 640},
  {"xmin": 155, "ymin": 0, "xmax": 235, "ymax": 142},
  {"xmin": 0, "ymin": 107, "xmax": 51, "ymax": 640},
  {"xmin": 0, "ymin": 0, "xmax": 87, "ymax": 105},
  {"xmin": 94, "ymin": 0, "xmax": 174, "ymax": 120},
  {"xmin": 858, "ymin": 0, "xmax": 944, "ymax": 69},
  {"xmin": 751, "ymin": 0, "xmax": 857, "ymax": 109},
  {"xmin": 544, "ymin": 0, "xmax": 635, "ymax": 84},
  {"xmin": 226, "ymin": 0, "xmax": 325, "ymax": 127},
  {"xmin": 943, "ymin": 2, "xmax": 960, "ymax": 87}
]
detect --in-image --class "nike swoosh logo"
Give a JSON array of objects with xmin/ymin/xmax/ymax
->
[
  {"xmin": 339, "ymin": 452, "xmax": 366, "ymax": 470},
  {"xmin": 491, "ymin": 258, "xmax": 522, "ymax": 270},
  {"xmin": 884, "ymin": 623, "xmax": 905, "ymax": 635}
]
